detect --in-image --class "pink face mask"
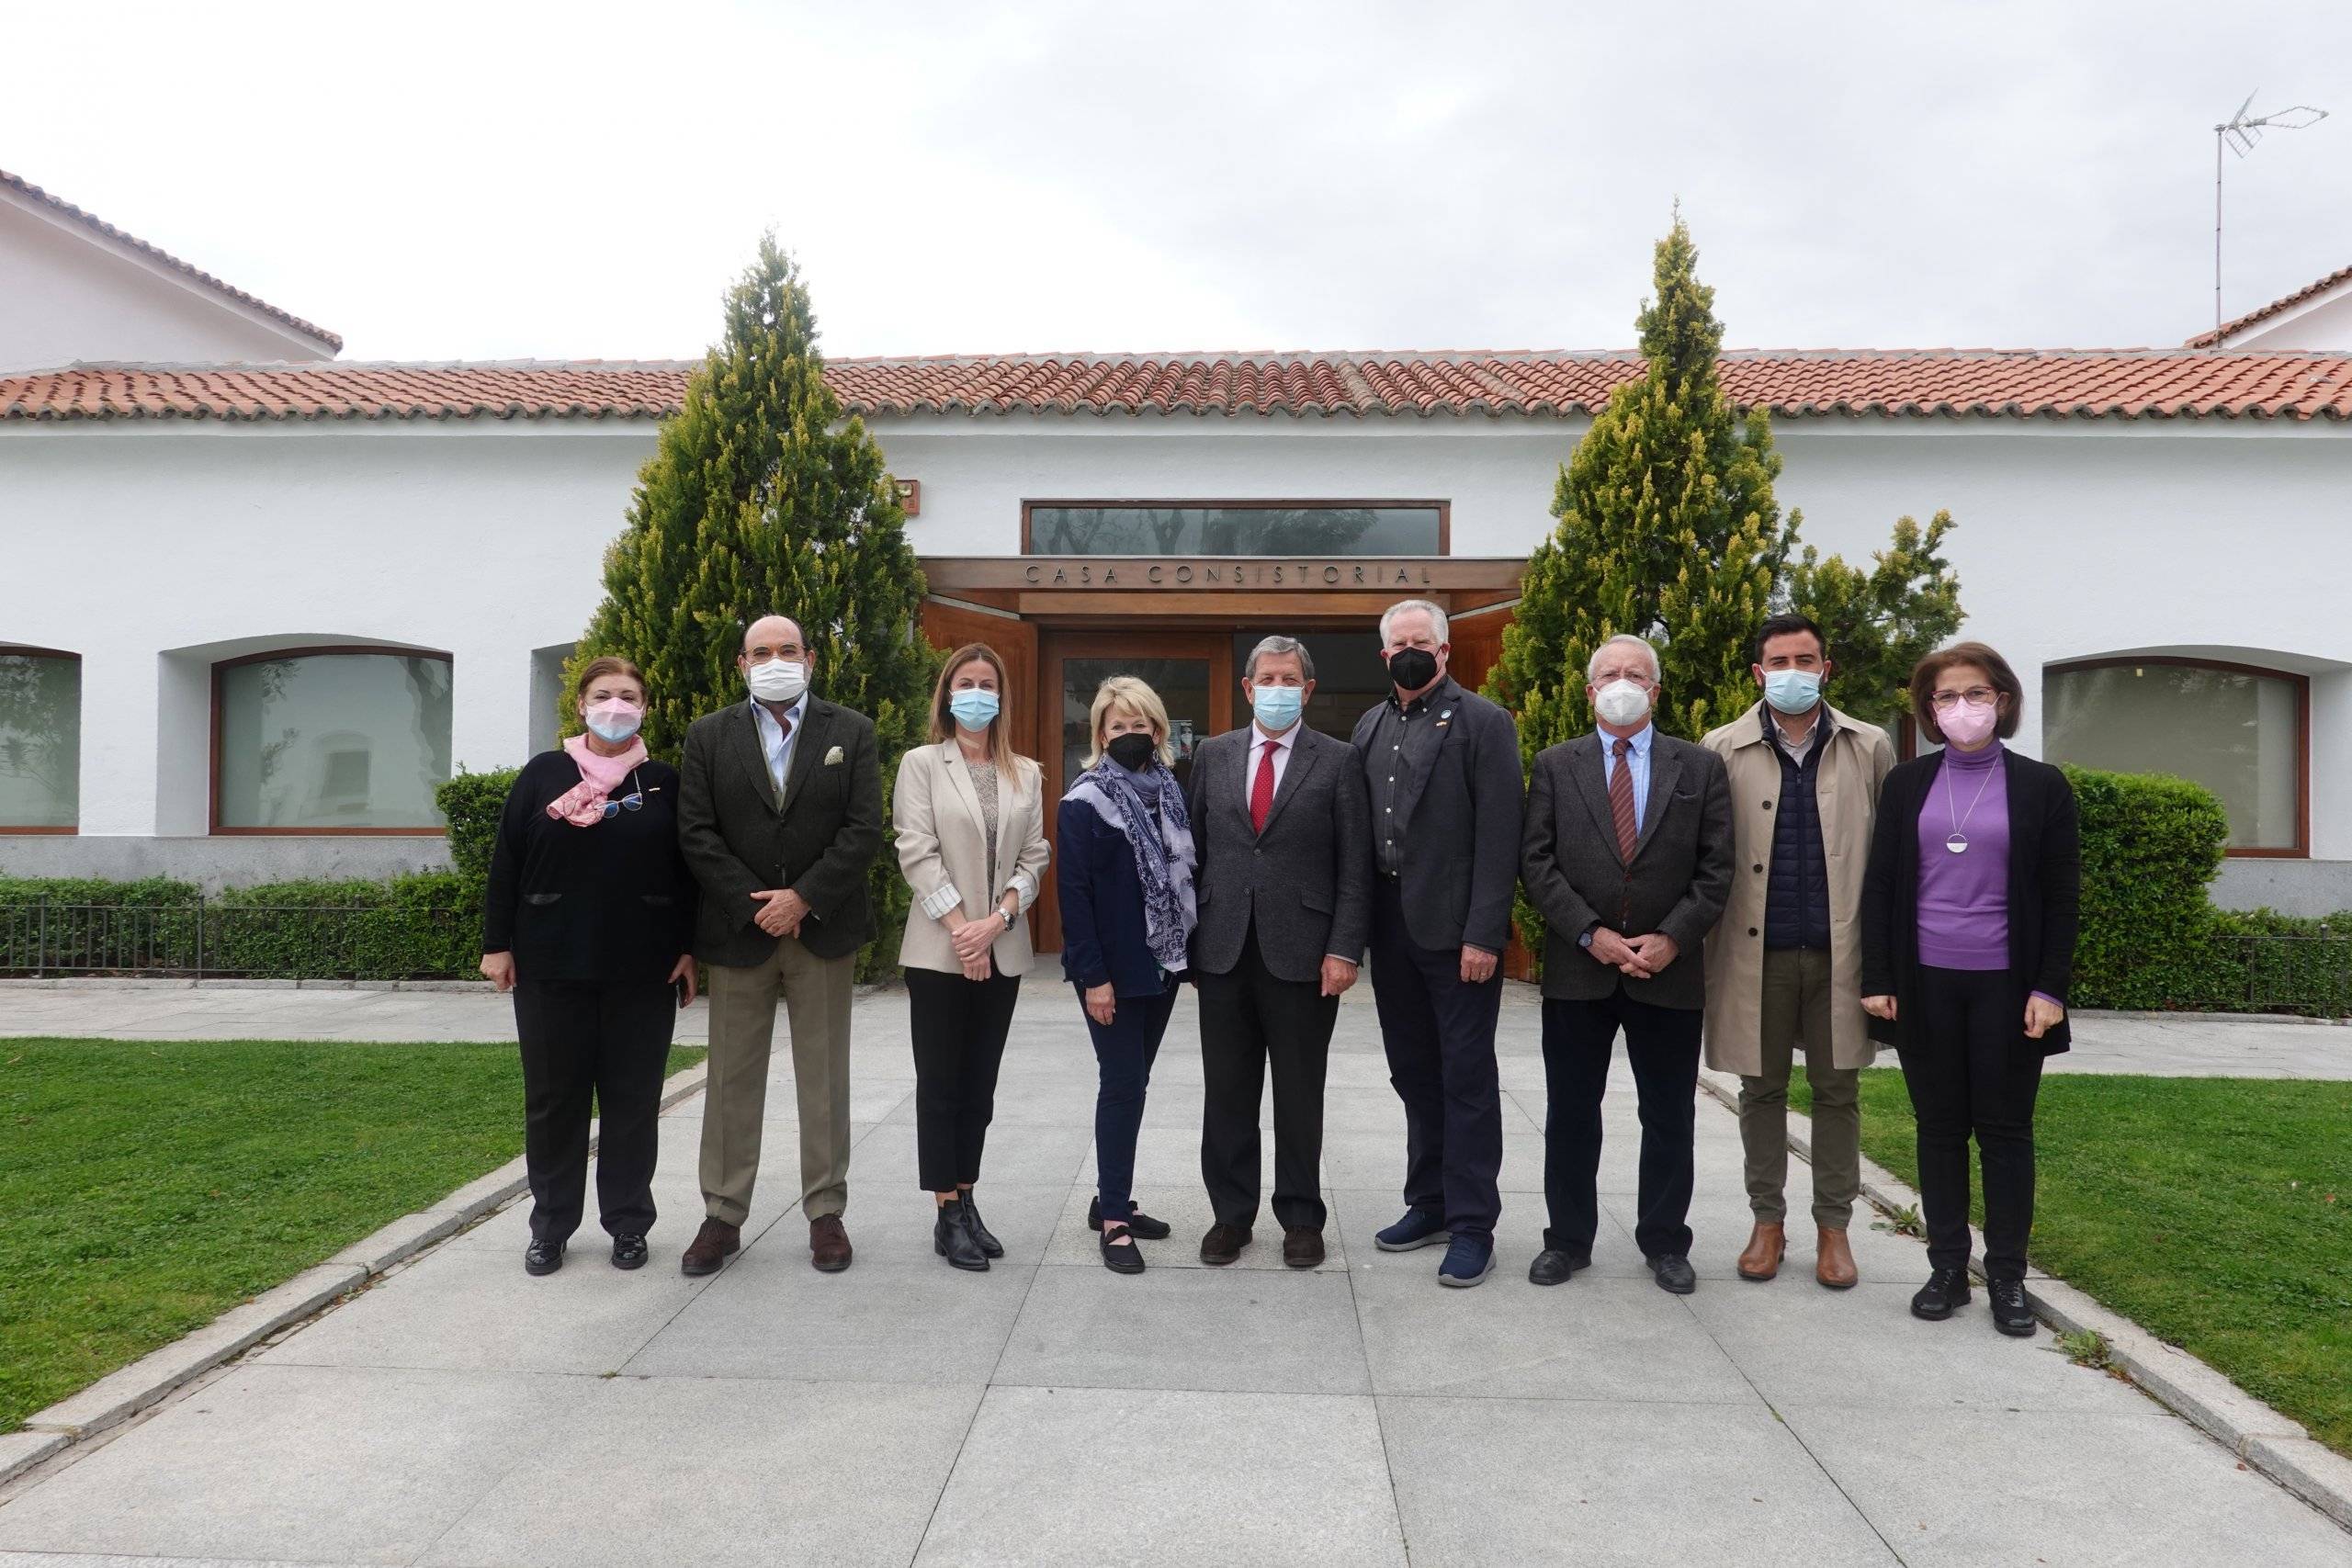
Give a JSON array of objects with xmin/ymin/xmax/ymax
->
[
  {"xmin": 583, "ymin": 699, "xmax": 644, "ymax": 744},
  {"xmin": 1940, "ymin": 698, "xmax": 1999, "ymax": 748}
]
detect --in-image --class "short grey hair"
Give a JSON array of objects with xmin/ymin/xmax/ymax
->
[
  {"xmin": 1586, "ymin": 634, "xmax": 1661, "ymax": 683},
  {"xmin": 1244, "ymin": 635, "xmax": 1315, "ymax": 683},
  {"xmin": 1379, "ymin": 598, "xmax": 1450, "ymax": 649}
]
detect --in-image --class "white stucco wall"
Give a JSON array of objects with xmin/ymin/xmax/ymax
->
[
  {"xmin": 2222, "ymin": 285, "xmax": 2352, "ymax": 351},
  {"xmin": 0, "ymin": 194, "xmax": 334, "ymax": 373},
  {"xmin": 4, "ymin": 409, "xmax": 2350, "ymax": 896}
]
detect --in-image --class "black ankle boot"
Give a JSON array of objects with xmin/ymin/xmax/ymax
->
[
  {"xmin": 934, "ymin": 1201, "xmax": 989, "ymax": 1271},
  {"xmin": 1910, "ymin": 1267, "xmax": 1971, "ymax": 1321},
  {"xmin": 959, "ymin": 1191, "xmax": 1004, "ymax": 1258}
]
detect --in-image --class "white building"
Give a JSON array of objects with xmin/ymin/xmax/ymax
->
[{"xmin": 6, "ymin": 168, "xmax": 2352, "ymax": 930}]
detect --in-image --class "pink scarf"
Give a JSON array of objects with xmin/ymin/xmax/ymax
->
[{"xmin": 547, "ymin": 733, "xmax": 649, "ymax": 827}]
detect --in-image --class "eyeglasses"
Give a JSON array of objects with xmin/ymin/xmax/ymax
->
[
  {"xmin": 599, "ymin": 771, "xmax": 650, "ymax": 818},
  {"xmin": 1928, "ymin": 686, "xmax": 1998, "ymax": 711}
]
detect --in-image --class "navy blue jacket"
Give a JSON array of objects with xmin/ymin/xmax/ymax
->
[
  {"xmin": 1764, "ymin": 737, "xmax": 1834, "ymax": 950},
  {"xmin": 1057, "ymin": 798, "xmax": 1176, "ymax": 997}
]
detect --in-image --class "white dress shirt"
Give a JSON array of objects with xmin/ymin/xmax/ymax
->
[{"xmin": 751, "ymin": 692, "xmax": 808, "ymax": 795}]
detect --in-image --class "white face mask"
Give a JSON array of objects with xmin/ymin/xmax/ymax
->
[
  {"xmin": 1594, "ymin": 678, "xmax": 1653, "ymax": 728},
  {"xmin": 746, "ymin": 659, "xmax": 808, "ymax": 705}
]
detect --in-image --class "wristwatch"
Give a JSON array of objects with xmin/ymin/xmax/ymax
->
[
  {"xmin": 1577, "ymin": 925, "xmax": 1598, "ymax": 951},
  {"xmin": 999, "ymin": 907, "xmax": 1016, "ymax": 930}
]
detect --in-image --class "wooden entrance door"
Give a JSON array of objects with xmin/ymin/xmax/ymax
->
[{"xmin": 1034, "ymin": 631, "xmax": 1237, "ymax": 952}]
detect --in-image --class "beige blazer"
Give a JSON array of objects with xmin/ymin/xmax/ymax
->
[
  {"xmin": 892, "ymin": 739, "xmax": 1050, "ymax": 976},
  {"xmin": 1699, "ymin": 701, "xmax": 1896, "ymax": 1073}
]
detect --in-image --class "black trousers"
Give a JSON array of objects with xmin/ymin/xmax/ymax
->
[
  {"xmin": 513, "ymin": 979, "xmax": 677, "ymax": 1243},
  {"xmin": 1903, "ymin": 965, "xmax": 2045, "ymax": 1280},
  {"xmin": 1368, "ymin": 880, "xmax": 1504, "ymax": 1239},
  {"xmin": 1541, "ymin": 984, "xmax": 1702, "ymax": 1260},
  {"xmin": 905, "ymin": 964, "xmax": 1022, "ymax": 1191},
  {"xmin": 1084, "ymin": 974, "xmax": 1182, "ymax": 1220},
  {"xmin": 1197, "ymin": 923, "xmax": 1338, "ymax": 1231}
]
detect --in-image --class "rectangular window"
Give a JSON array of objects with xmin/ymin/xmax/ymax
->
[
  {"xmin": 0, "ymin": 649, "xmax": 81, "ymax": 830},
  {"xmin": 2042, "ymin": 660, "xmax": 2304, "ymax": 852},
  {"xmin": 1025, "ymin": 502, "xmax": 1445, "ymax": 557},
  {"xmin": 214, "ymin": 650, "xmax": 453, "ymax": 831}
]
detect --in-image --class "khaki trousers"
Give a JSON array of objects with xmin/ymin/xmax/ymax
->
[
  {"xmin": 700, "ymin": 934, "xmax": 855, "ymax": 1226},
  {"xmin": 1738, "ymin": 946, "xmax": 1861, "ymax": 1229}
]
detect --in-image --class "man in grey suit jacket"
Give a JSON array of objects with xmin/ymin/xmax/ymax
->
[
  {"xmin": 675, "ymin": 615, "xmax": 883, "ymax": 1278},
  {"xmin": 1186, "ymin": 636, "xmax": 1373, "ymax": 1269},
  {"xmin": 1351, "ymin": 599, "xmax": 1524, "ymax": 1288},
  {"xmin": 1520, "ymin": 634, "xmax": 1734, "ymax": 1295}
]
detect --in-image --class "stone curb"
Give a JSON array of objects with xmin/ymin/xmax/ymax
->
[
  {"xmin": 1694, "ymin": 1068, "xmax": 2351, "ymax": 1533},
  {"xmin": 2075, "ymin": 1007, "xmax": 2351, "ymax": 1029},
  {"xmin": 11, "ymin": 1057, "xmax": 711, "ymax": 1469}
]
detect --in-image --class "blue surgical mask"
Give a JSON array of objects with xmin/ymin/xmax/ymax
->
[
  {"xmin": 1250, "ymin": 685, "xmax": 1304, "ymax": 731},
  {"xmin": 948, "ymin": 688, "xmax": 1001, "ymax": 731},
  {"xmin": 1763, "ymin": 669, "xmax": 1822, "ymax": 716}
]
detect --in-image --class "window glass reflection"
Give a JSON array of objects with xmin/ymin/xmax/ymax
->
[
  {"xmin": 216, "ymin": 653, "xmax": 453, "ymax": 829},
  {"xmin": 0, "ymin": 652, "xmax": 80, "ymax": 828},
  {"xmin": 1030, "ymin": 506, "xmax": 1441, "ymax": 557},
  {"xmin": 2043, "ymin": 662, "xmax": 2300, "ymax": 851}
]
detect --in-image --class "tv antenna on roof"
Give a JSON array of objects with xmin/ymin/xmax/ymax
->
[{"xmin": 2212, "ymin": 93, "xmax": 2328, "ymax": 338}]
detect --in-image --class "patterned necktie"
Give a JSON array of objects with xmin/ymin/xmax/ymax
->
[
  {"xmin": 1609, "ymin": 737, "xmax": 1639, "ymax": 863},
  {"xmin": 772, "ymin": 712, "xmax": 795, "ymax": 803},
  {"xmin": 1250, "ymin": 738, "xmax": 1277, "ymax": 834}
]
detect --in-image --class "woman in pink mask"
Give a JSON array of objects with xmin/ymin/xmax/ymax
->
[
  {"xmin": 1858, "ymin": 643, "xmax": 2079, "ymax": 1340},
  {"xmin": 479, "ymin": 656, "xmax": 698, "ymax": 1277}
]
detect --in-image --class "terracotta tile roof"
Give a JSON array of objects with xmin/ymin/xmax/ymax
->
[
  {"xmin": 4, "ymin": 350, "xmax": 2350, "ymax": 424},
  {"xmin": 2, "ymin": 168, "xmax": 343, "ymax": 353},
  {"xmin": 2186, "ymin": 263, "xmax": 2352, "ymax": 348}
]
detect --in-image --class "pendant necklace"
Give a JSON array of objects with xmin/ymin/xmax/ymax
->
[{"xmin": 1943, "ymin": 754, "xmax": 1997, "ymax": 854}]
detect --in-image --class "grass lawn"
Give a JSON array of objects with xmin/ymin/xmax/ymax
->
[
  {"xmin": 1791, "ymin": 1068, "xmax": 2352, "ymax": 1458},
  {"xmin": 0, "ymin": 1036, "xmax": 705, "ymax": 1434}
]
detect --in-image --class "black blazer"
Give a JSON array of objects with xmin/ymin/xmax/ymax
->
[
  {"xmin": 677, "ymin": 696, "xmax": 884, "ymax": 964},
  {"xmin": 1057, "ymin": 795, "xmax": 1185, "ymax": 998},
  {"xmin": 1859, "ymin": 748, "xmax": 2081, "ymax": 1055},
  {"xmin": 1186, "ymin": 725, "xmax": 1373, "ymax": 983},
  {"xmin": 1349, "ymin": 677, "xmax": 1524, "ymax": 953},
  {"xmin": 1521, "ymin": 732, "xmax": 1735, "ymax": 1008},
  {"xmin": 481, "ymin": 750, "xmax": 697, "ymax": 985}
]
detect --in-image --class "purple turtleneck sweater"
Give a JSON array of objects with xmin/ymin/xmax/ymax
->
[{"xmin": 1916, "ymin": 740, "xmax": 2010, "ymax": 971}]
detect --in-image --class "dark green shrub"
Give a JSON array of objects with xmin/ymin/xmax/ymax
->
[
  {"xmin": 0, "ymin": 877, "xmax": 205, "ymax": 970},
  {"xmin": 435, "ymin": 769, "xmax": 518, "ymax": 882},
  {"xmin": 2064, "ymin": 765, "xmax": 2232, "ymax": 1010}
]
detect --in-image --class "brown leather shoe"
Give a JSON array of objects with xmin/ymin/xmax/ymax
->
[
  {"xmin": 1815, "ymin": 1225, "xmax": 1859, "ymax": 1290},
  {"xmin": 1282, "ymin": 1227, "xmax": 1326, "ymax": 1269},
  {"xmin": 680, "ymin": 1217, "xmax": 741, "ymax": 1277},
  {"xmin": 1736, "ymin": 1221, "xmax": 1785, "ymax": 1281},
  {"xmin": 1199, "ymin": 1223, "xmax": 1251, "ymax": 1266},
  {"xmin": 809, "ymin": 1214, "xmax": 853, "ymax": 1272}
]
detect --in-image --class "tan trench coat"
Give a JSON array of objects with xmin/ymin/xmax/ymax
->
[{"xmin": 1699, "ymin": 701, "xmax": 1896, "ymax": 1075}]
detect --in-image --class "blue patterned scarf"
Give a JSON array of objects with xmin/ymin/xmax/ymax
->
[{"xmin": 1067, "ymin": 758, "xmax": 1197, "ymax": 973}]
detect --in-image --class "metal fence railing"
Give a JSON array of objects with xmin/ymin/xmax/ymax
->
[
  {"xmin": 0, "ymin": 900, "xmax": 474, "ymax": 981},
  {"xmin": 2208, "ymin": 929, "xmax": 2352, "ymax": 1018}
]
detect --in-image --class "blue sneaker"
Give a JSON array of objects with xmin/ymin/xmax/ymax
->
[
  {"xmin": 1438, "ymin": 1234, "xmax": 1495, "ymax": 1288},
  {"xmin": 1374, "ymin": 1209, "xmax": 1451, "ymax": 1252}
]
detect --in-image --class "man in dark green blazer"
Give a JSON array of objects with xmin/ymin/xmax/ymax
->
[{"xmin": 676, "ymin": 615, "xmax": 883, "ymax": 1276}]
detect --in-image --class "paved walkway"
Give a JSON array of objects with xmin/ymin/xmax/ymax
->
[{"xmin": 2, "ymin": 978, "xmax": 2346, "ymax": 1565}]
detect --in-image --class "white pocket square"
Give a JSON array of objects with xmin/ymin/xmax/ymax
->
[{"xmin": 824, "ymin": 746, "xmax": 844, "ymax": 765}]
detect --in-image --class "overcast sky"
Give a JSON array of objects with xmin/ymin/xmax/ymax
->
[{"xmin": 13, "ymin": 2, "xmax": 2350, "ymax": 361}]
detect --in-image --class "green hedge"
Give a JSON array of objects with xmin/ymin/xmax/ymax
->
[
  {"xmin": 436, "ymin": 768, "xmax": 517, "ymax": 882},
  {"xmin": 0, "ymin": 874, "xmax": 480, "ymax": 979}
]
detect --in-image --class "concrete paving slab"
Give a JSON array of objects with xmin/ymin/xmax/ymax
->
[
  {"xmin": 994, "ymin": 1264, "xmax": 1370, "ymax": 1395},
  {"xmin": 1040, "ymin": 1183, "xmax": 1351, "ymax": 1271},
  {"xmin": 0, "ymin": 1432, "xmax": 66, "ymax": 1486},
  {"xmin": 1780, "ymin": 1401, "xmax": 2352, "ymax": 1566},
  {"xmin": 852, "ymin": 1118, "xmax": 1093, "ymax": 1189},
  {"xmin": 419, "ymin": 1377, "xmax": 982, "ymax": 1568},
  {"xmin": 914, "ymin": 1385, "xmax": 1405, "ymax": 1567},
  {"xmin": 1351, "ymin": 1263, "xmax": 1758, "ymax": 1404},
  {"xmin": 0, "ymin": 1365, "xmax": 588, "ymax": 1564},
  {"xmin": 1378, "ymin": 1393, "xmax": 1900, "ymax": 1566},
  {"xmin": 815, "ymin": 1179, "xmax": 1074, "ymax": 1270}
]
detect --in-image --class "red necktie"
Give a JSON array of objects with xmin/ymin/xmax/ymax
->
[
  {"xmin": 1250, "ymin": 739, "xmax": 1277, "ymax": 834},
  {"xmin": 1609, "ymin": 737, "xmax": 1639, "ymax": 863}
]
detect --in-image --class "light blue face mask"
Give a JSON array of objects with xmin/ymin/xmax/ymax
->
[
  {"xmin": 948, "ymin": 688, "xmax": 1001, "ymax": 731},
  {"xmin": 1763, "ymin": 668, "xmax": 1823, "ymax": 716},
  {"xmin": 1251, "ymin": 684, "xmax": 1305, "ymax": 730}
]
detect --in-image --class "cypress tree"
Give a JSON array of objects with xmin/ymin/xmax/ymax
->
[{"xmin": 574, "ymin": 233, "xmax": 934, "ymax": 973}]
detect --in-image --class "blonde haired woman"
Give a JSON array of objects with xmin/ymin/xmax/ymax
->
[
  {"xmin": 1058, "ymin": 675, "xmax": 1198, "ymax": 1273},
  {"xmin": 893, "ymin": 643, "xmax": 1050, "ymax": 1271}
]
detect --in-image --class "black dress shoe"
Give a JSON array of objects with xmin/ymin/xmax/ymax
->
[
  {"xmin": 959, "ymin": 1192, "xmax": 1004, "ymax": 1258},
  {"xmin": 1646, "ymin": 1253, "xmax": 1698, "ymax": 1294},
  {"xmin": 1099, "ymin": 1222, "xmax": 1146, "ymax": 1275},
  {"xmin": 1199, "ymin": 1223, "xmax": 1251, "ymax": 1266},
  {"xmin": 1528, "ymin": 1248, "xmax": 1590, "ymax": 1287},
  {"xmin": 1911, "ymin": 1267, "xmax": 1972, "ymax": 1321},
  {"xmin": 1088, "ymin": 1196, "xmax": 1171, "ymax": 1240},
  {"xmin": 934, "ymin": 1201, "xmax": 989, "ymax": 1272},
  {"xmin": 523, "ymin": 1238, "xmax": 565, "ymax": 1276},
  {"xmin": 1988, "ymin": 1278, "xmax": 2036, "ymax": 1337},
  {"xmin": 610, "ymin": 1233, "xmax": 648, "ymax": 1271}
]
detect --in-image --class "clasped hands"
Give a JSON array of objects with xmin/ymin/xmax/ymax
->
[
  {"xmin": 752, "ymin": 887, "xmax": 809, "ymax": 939},
  {"xmin": 1585, "ymin": 926, "xmax": 1678, "ymax": 980},
  {"xmin": 947, "ymin": 907, "xmax": 1011, "ymax": 982}
]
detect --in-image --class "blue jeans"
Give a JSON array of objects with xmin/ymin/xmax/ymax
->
[{"xmin": 1082, "ymin": 976, "xmax": 1181, "ymax": 1220}]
